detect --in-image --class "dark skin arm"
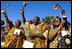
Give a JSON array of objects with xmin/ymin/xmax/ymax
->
[
  {"xmin": 49, "ymin": 19, "xmax": 64, "ymax": 40},
  {"xmin": 48, "ymin": 9, "xmax": 65, "ymax": 40},
  {"xmin": 36, "ymin": 33, "xmax": 46, "ymax": 39},
  {"xmin": 61, "ymin": 9, "xmax": 65, "ymax": 16},
  {"xmin": 21, "ymin": 8, "xmax": 26, "ymax": 24},
  {"xmin": 48, "ymin": 27, "xmax": 60, "ymax": 40},
  {"xmin": 2, "ymin": 10, "xmax": 10, "ymax": 27},
  {"xmin": 2, "ymin": 10, "xmax": 14, "ymax": 30},
  {"xmin": 28, "ymin": 33, "xmax": 46, "ymax": 40}
]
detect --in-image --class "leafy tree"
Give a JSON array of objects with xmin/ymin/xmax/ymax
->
[{"xmin": 41, "ymin": 16, "xmax": 54, "ymax": 24}]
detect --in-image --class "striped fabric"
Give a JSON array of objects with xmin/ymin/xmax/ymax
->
[{"xmin": 2, "ymin": 27, "xmax": 25, "ymax": 48}]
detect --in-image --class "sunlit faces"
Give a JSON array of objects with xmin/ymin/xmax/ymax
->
[
  {"xmin": 15, "ymin": 20, "xmax": 21, "ymax": 28},
  {"xmin": 33, "ymin": 17, "xmax": 40, "ymax": 25},
  {"xmin": 54, "ymin": 18, "xmax": 60, "ymax": 26}
]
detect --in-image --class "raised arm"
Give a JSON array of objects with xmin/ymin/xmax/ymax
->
[
  {"xmin": 48, "ymin": 9, "xmax": 66, "ymax": 40},
  {"xmin": 61, "ymin": 9, "xmax": 65, "ymax": 16},
  {"xmin": 2, "ymin": 10, "xmax": 10, "ymax": 26},
  {"xmin": 48, "ymin": 27, "xmax": 60, "ymax": 40},
  {"xmin": 21, "ymin": 8, "xmax": 26, "ymax": 24},
  {"xmin": 61, "ymin": 9, "xmax": 68, "ymax": 29},
  {"xmin": 48, "ymin": 20, "xmax": 64, "ymax": 40},
  {"xmin": 2, "ymin": 10, "xmax": 14, "ymax": 29}
]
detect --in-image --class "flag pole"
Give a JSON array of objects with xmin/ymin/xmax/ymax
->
[
  {"xmin": 23, "ymin": 1, "xmax": 24, "ymax": 10},
  {"xmin": 3, "ymin": 7, "xmax": 6, "ymax": 10},
  {"xmin": 60, "ymin": 5, "xmax": 63, "ymax": 10},
  {"xmin": 22, "ymin": 5, "xmax": 24, "ymax": 9},
  {"xmin": 3, "ymin": 4, "xmax": 9, "ymax": 10}
]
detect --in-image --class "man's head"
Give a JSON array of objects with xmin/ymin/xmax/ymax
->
[
  {"xmin": 1, "ymin": 20, "xmax": 5, "ymax": 25},
  {"xmin": 15, "ymin": 20, "xmax": 21, "ymax": 28},
  {"xmin": 54, "ymin": 16, "xmax": 61, "ymax": 26},
  {"xmin": 33, "ymin": 16, "xmax": 40, "ymax": 25},
  {"xmin": 28, "ymin": 20, "xmax": 33, "ymax": 24}
]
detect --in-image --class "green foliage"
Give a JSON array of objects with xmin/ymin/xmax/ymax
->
[{"xmin": 41, "ymin": 16, "xmax": 54, "ymax": 24}]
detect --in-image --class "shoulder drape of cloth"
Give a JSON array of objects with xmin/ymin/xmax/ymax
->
[
  {"xmin": 2, "ymin": 27, "xmax": 25, "ymax": 48},
  {"xmin": 49, "ymin": 28, "xmax": 61, "ymax": 48},
  {"xmin": 23, "ymin": 22, "xmax": 48, "ymax": 48}
]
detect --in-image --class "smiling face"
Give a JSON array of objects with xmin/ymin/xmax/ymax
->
[
  {"xmin": 54, "ymin": 18, "xmax": 61, "ymax": 26},
  {"xmin": 33, "ymin": 17, "xmax": 40, "ymax": 25}
]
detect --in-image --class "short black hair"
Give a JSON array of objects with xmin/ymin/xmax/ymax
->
[
  {"xmin": 56, "ymin": 16, "xmax": 61, "ymax": 23},
  {"xmin": 15, "ymin": 20, "xmax": 21, "ymax": 25},
  {"xmin": 56, "ymin": 16, "xmax": 59, "ymax": 18},
  {"xmin": 34, "ymin": 16, "xmax": 40, "ymax": 20},
  {"xmin": 16, "ymin": 20, "xmax": 21, "ymax": 23}
]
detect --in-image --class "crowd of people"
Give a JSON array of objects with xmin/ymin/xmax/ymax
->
[{"xmin": 1, "ymin": 7, "xmax": 71, "ymax": 48}]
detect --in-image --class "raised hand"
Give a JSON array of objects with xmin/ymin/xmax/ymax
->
[
  {"xmin": 21, "ymin": 7, "xmax": 26, "ymax": 24},
  {"xmin": 61, "ymin": 9, "xmax": 65, "ymax": 16},
  {"xmin": 2, "ymin": 9, "xmax": 7, "ymax": 17},
  {"xmin": 21, "ymin": 8, "xmax": 24, "ymax": 13}
]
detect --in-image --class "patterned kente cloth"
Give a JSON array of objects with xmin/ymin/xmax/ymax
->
[
  {"xmin": 2, "ymin": 27, "xmax": 25, "ymax": 48},
  {"xmin": 49, "ymin": 28, "xmax": 61, "ymax": 48},
  {"xmin": 1, "ymin": 25, "xmax": 9, "ymax": 42},
  {"xmin": 23, "ymin": 22, "xmax": 49, "ymax": 48}
]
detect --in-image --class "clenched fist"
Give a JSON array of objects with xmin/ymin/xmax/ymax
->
[
  {"xmin": 21, "ymin": 8, "xmax": 24, "ymax": 13},
  {"xmin": 61, "ymin": 9, "xmax": 65, "ymax": 16},
  {"xmin": 1, "ymin": 9, "xmax": 7, "ymax": 17}
]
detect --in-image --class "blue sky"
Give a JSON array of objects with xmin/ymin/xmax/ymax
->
[{"xmin": 1, "ymin": 1, "xmax": 71, "ymax": 26}]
